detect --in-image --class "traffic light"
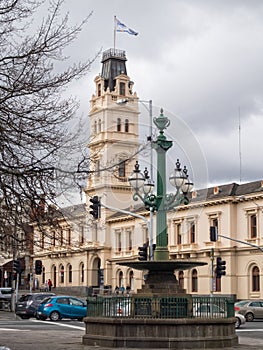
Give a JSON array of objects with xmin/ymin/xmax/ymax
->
[
  {"xmin": 35, "ymin": 260, "xmax": 42, "ymax": 275},
  {"xmin": 138, "ymin": 243, "xmax": 148, "ymax": 261},
  {"xmin": 215, "ymin": 257, "xmax": 226, "ymax": 278},
  {"xmin": 89, "ymin": 196, "xmax": 100, "ymax": 219},
  {"xmin": 13, "ymin": 260, "xmax": 21, "ymax": 274},
  {"xmin": 210, "ymin": 226, "xmax": 218, "ymax": 242}
]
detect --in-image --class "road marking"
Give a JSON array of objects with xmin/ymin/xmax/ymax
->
[
  {"xmin": 0, "ymin": 328, "xmax": 30, "ymax": 331},
  {"xmin": 31, "ymin": 319, "xmax": 85, "ymax": 330},
  {"xmin": 237, "ymin": 329, "xmax": 263, "ymax": 332}
]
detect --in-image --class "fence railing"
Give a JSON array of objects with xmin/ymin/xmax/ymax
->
[{"xmin": 86, "ymin": 295, "xmax": 235, "ymax": 319}]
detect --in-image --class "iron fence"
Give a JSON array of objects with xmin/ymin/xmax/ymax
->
[{"xmin": 86, "ymin": 295, "xmax": 235, "ymax": 319}]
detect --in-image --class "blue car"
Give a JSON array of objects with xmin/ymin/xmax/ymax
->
[{"xmin": 36, "ymin": 295, "xmax": 87, "ymax": 321}]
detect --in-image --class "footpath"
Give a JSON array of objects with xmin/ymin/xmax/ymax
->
[{"xmin": 0, "ymin": 310, "xmax": 262, "ymax": 350}]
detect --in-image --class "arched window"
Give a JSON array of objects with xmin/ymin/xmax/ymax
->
[
  {"xmin": 118, "ymin": 271, "xmax": 123, "ymax": 288},
  {"xmin": 124, "ymin": 119, "xmax": 129, "ymax": 132},
  {"xmin": 117, "ymin": 118, "xmax": 121, "ymax": 132},
  {"xmin": 252, "ymin": 266, "xmax": 260, "ymax": 292},
  {"xmin": 129, "ymin": 270, "xmax": 134, "ymax": 290},
  {"xmin": 178, "ymin": 271, "xmax": 184, "ymax": 290},
  {"xmin": 192, "ymin": 269, "xmax": 198, "ymax": 292},
  {"xmin": 80, "ymin": 263, "xmax": 84, "ymax": 283},
  {"xmin": 98, "ymin": 119, "xmax": 102, "ymax": 132},
  {"xmin": 53, "ymin": 265, "xmax": 57, "ymax": 288},
  {"xmin": 60, "ymin": 265, "xmax": 64, "ymax": 284},
  {"xmin": 42, "ymin": 266, "xmax": 46, "ymax": 285},
  {"xmin": 68, "ymin": 264, "xmax": 72, "ymax": 283}
]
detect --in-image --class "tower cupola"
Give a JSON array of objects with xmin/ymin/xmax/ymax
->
[{"xmin": 101, "ymin": 48, "xmax": 127, "ymax": 92}]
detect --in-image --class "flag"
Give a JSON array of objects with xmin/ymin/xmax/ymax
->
[{"xmin": 116, "ymin": 18, "xmax": 138, "ymax": 36}]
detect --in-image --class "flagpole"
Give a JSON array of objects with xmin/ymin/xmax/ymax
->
[{"xmin": 114, "ymin": 16, "xmax": 116, "ymax": 51}]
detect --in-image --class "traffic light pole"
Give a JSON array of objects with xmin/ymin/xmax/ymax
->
[
  {"xmin": 210, "ymin": 248, "xmax": 215, "ymax": 294},
  {"xmin": 218, "ymin": 234, "xmax": 263, "ymax": 252}
]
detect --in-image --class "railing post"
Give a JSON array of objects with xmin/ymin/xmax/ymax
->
[{"xmin": 226, "ymin": 297, "xmax": 235, "ymax": 317}]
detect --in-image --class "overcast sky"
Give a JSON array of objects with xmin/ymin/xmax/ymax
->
[{"xmin": 50, "ymin": 0, "xmax": 263, "ymax": 195}]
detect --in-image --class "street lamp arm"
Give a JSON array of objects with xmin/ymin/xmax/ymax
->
[
  {"xmin": 132, "ymin": 191, "xmax": 145, "ymax": 203},
  {"xmin": 165, "ymin": 192, "xmax": 189, "ymax": 210}
]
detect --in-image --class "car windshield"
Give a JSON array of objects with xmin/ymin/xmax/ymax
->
[
  {"xmin": 41, "ymin": 297, "xmax": 52, "ymax": 304},
  {"xmin": 18, "ymin": 295, "xmax": 31, "ymax": 302},
  {"xmin": 235, "ymin": 301, "xmax": 249, "ymax": 307},
  {"xmin": 1, "ymin": 290, "xmax": 11, "ymax": 295}
]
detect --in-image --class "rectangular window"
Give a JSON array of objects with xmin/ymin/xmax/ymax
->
[
  {"xmin": 52, "ymin": 231, "xmax": 56, "ymax": 247},
  {"xmin": 80, "ymin": 226, "xmax": 84, "ymax": 245},
  {"xmin": 208, "ymin": 216, "xmax": 219, "ymax": 241},
  {"xmin": 120, "ymin": 82, "xmax": 125, "ymax": 95},
  {"xmin": 60, "ymin": 229, "xmax": 63, "ymax": 246},
  {"xmin": 96, "ymin": 160, "xmax": 100, "ymax": 177},
  {"xmin": 212, "ymin": 218, "xmax": 218, "ymax": 228},
  {"xmin": 176, "ymin": 223, "xmax": 182, "ymax": 245},
  {"xmin": 98, "ymin": 83, "xmax": 101, "ymax": 97},
  {"xmin": 189, "ymin": 222, "xmax": 195, "ymax": 243},
  {"xmin": 116, "ymin": 231, "xmax": 121, "ymax": 252},
  {"xmin": 67, "ymin": 228, "xmax": 71, "ymax": 245},
  {"xmin": 128, "ymin": 231, "xmax": 132, "ymax": 251},
  {"xmin": 41, "ymin": 232, "xmax": 45, "ymax": 249},
  {"xmin": 117, "ymin": 118, "xmax": 121, "ymax": 132},
  {"xmin": 250, "ymin": 214, "xmax": 257, "ymax": 238},
  {"xmin": 118, "ymin": 161, "xmax": 126, "ymax": 177}
]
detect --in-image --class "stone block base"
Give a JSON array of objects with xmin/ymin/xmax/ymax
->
[{"xmin": 82, "ymin": 317, "xmax": 238, "ymax": 349}]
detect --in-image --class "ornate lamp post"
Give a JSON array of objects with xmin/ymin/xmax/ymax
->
[{"xmin": 129, "ymin": 108, "xmax": 193, "ymax": 261}]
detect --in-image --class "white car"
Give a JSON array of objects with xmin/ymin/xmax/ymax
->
[
  {"xmin": 235, "ymin": 312, "xmax": 246, "ymax": 328},
  {"xmin": 193, "ymin": 303, "xmax": 226, "ymax": 317}
]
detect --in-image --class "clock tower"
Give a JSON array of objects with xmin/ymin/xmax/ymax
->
[{"xmin": 86, "ymin": 48, "xmax": 141, "ymax": 231}]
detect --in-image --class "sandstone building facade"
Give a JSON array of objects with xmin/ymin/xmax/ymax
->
[{"xmin": 33, "ymin": 49, "xmax": 263, "ymax": 300}]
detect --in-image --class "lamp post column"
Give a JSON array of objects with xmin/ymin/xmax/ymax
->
[{"xmin": 153, "ymin": 110, "xmax": 173, "ymax": 261}]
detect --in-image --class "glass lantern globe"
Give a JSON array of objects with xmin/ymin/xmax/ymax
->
[
  {"xmin": 181, "ymin": 179, "xmax": 194, "ymax": 194},
  {"xmin": 128, "ymin": 161, "xmax": 145, "ymax": 191},
  {"xmin": 169, "ymin": 159, "xmax": 186, "ymax": 189}
]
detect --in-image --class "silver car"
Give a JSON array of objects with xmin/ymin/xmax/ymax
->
[{"xmin": 235, "ymin": 300, "xmax": 263, "ymax": 321}]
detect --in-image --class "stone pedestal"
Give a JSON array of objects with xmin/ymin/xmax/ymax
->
[{"xmin": 82, "ymin": 317, "xmax": 238, "ymax": 348}]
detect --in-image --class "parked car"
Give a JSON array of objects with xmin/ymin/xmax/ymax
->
[
  {"xmin": 0, "ymin": 288, "xmax": 13, "ymax": 311},
  {"xmin": 235, "ymin": 300, "xmax": 263, "ymax": 321},
  {"xmin": 36, "ymin": 295, "xmax": 87, "ymax": 321},
  {"xmin": 15, "ymin": 292, "xmax": 55, "ymax": 319},
  {"xmin": 193, "ymin": 303, "xmax": 226, "ymax": 317},
  {"xmin": 235, "ymin": 312, "xmax": 246, "ymax": 328},
  {"xmin": 0, "ymin": 288, "xmax": 13, "ymax": 301}
]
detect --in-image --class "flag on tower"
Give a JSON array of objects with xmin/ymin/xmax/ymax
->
[{"xmin": 115, "ymin": 17, "xmax": 138, "ymax": 36}]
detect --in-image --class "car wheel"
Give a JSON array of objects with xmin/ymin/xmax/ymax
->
[
  {"xmin": 235, "ymin": 317, "xmax": 241, "ymax": 328},
  {"xmin": 39, "ymin": 316, "xmax": 46, "ymax": 321},
  {"xmin": 20, "ymin": 315, "xmax": 30, "ymax": 319},
  {"xmin": 245, "ymin": 312, "xmax": 254, "ymax": 322},
  {"xmin": 49, "ymin": 311, "xmax": 60, "ymax": 321}
]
